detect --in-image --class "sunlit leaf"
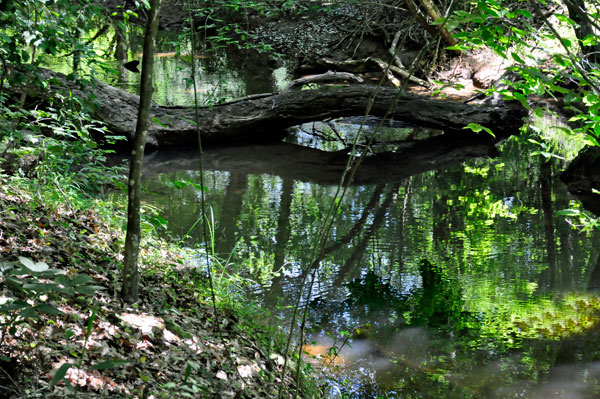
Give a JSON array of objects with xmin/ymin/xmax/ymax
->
[
  {"xmin": 556, "ymin": 209, "xmax": 581, "ymax": 216},
  {"xmin": 18, "ymin": 257, "xmax": 49, "ymax": 272}
]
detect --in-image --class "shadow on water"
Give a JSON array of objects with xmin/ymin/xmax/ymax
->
[{"xmin": 137, "ymin": 123, "xmax": 600, "ymax": 398}]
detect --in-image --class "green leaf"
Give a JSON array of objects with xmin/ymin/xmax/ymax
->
[
  {"xmin": 463, "ymin": 123, "xmax": 496, "ymax": 138},
  {"xmin": 50, "ymin": 363, "xmax": 75, "ymax": 387},
  {"xmin": 445, "ymin": 45, "xmax": 469, "ymax": 51},
  {"xmin": 23, "ymin": 283, "xmax": 58, "ymax": 293},
  {"xmin": 555, "ymin": 14, "xmax": 575, "ymax": 26},
  {"xmin": 18, "ymin": 257, "xmax": 49, "ymax": 273},
  {"xmin": 19, "ymin": 307, "xmax": 38, "ymax": 319},
  {"xmin": 190, "ymin": 182, "xmax": 209, "ymax": 192},
  {"xmin": 33, "ymin": 303, "xmax": 63, "ymax": 315},
  {"xmin": 148, "ymin": 216, "xmax": 168, "ymax": 229},
  {"xmin": 75, "ymin": 285, "xmax": 105, "ymax": 295},
  {"xmin": 171, "ymin": 180, "xmax": 188, "ymax": 189},
  {"xmin": 556, "ymin": 209, "xmax": 581, "ymax": 216},
  {"xmin": 511, "ymin": 52, "xmax": 524, "ymax": 64},
  {"xmin": 582, "ymin": 34, "xmax": 599, "ymax": 47},
  {"xmin": 1, "ymin": 300, "xmax": 29, "ymax": 311},
  {"xmin": 515, "ymin": 9, "xmax": 532, "ymax": 18},
  {"xmin": 89, "ymin": 360, "xmax": 131, "ymax": 370},
  {"xmin": 5, "ymin": 276, "xmax": 24, "ymax": 292},
  {"xmin": 67, "ymin": 274, "xmax": 93, "ymax": 286},
  {"xmin": 0, "ymin": 261, "xmax": 14, "ymax": 273},
  {"xmin": 86, "ymin": 307, "xmax": 98, "ymax": 338}
]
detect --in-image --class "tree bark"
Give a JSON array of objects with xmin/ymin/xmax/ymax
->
[
  {"xmin": 564, "ymin": 0, "xmax": 600, "ymax": 63},
  {"xmin": 121, "ymin": 0, "xmax": 162, "ymax": 304},
  {"xmin": 94, "ymin": 83, "xmax": 525, "ymax": 148},
  {"xmin": 27, "ymin": 67, "xmax": 525, "ymax": 149}
]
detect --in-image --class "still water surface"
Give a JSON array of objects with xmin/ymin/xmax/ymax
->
[
  {"xmin": 140, "ymin": 135, "xmax": 600, "ymax": 399},
  {"xmin": 90, "ymin": 43, "xmax": 600, "ymax": 398}
]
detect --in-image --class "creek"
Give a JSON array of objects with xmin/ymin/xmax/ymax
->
[{"xmin": 97, "ymin": 44, "xmax": 600, "ymax": 398}]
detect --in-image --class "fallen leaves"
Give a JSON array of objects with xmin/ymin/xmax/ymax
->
[{"xmin": 0, "ymin": 185, "xmax": 305, "ymax": 398}]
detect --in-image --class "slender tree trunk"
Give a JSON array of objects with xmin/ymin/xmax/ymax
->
[{"xmin": 121, "ymin": 0, "xmax": 162, "ymax": 303}]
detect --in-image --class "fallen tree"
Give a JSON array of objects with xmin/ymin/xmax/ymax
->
[{"xmin": 35, "ymin": 68, "xmax": 526, "ymax": 149}]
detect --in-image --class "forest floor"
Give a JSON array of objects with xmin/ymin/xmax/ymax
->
[{"xmin": 0, "ymin": 178, "xmax": 310, "ymax": 398}]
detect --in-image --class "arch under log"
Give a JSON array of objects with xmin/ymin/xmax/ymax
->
[{"xmin": 35, "ymin": 68, "xmax": 526, "ymax": 149}]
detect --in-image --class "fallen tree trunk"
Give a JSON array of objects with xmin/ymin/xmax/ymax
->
[{"xmin": 37, "ymin": 68, "xmax": 526, "ymax": 149}]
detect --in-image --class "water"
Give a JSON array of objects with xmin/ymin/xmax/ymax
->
[
  {"xmin": 140, "ymin": 132, "xmax": 600, "ymax": 398},
  {"xmin": 71, "ymin": 35, "xmax": 600, "ymax": 397},
  {"xmin": 39, "ymin": 30, "xmax": 290, "ymax": 107}
]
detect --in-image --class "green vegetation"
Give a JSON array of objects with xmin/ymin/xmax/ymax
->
[
  {"xmin": 2, "ymin": 0, "xmax": 600, "ymax": 398},
  {"xmin": 0, "ymin": 0, "xmax": 317, "ymax": 397}
]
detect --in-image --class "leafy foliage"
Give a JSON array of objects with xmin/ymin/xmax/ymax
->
[
  {"xmin": 448, "ymin": 0, "xmax": 600, "ymax": 149},
  {"xmin": 0, "ymin": 256, "xmax": 104, "ymax": 342}
]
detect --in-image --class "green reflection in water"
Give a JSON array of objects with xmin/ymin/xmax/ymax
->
[
  {"xmin": 138, "ymin": 136, "xmax": 600, "ymax": 398},
  {"xmin": 39, "ymin": 29, "xmax": 287, "ymax": 107}
]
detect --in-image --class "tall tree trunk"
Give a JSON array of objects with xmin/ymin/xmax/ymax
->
[
  {"xmin": 405, "ymin": 0, "xmax": 458, "ymax": 49},
  {"xmin": 564, "ymin": 0, "xmax": 600, "ymax": 63},
  {"xmin": 121, "ymin": 0, "xmax": 162, "ymax": 303}
]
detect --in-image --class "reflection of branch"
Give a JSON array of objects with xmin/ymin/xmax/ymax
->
[
  {"xmin": 326, "ymin": 121, "xmax": 348, "ymax": 146},
  {"xmin": 588, "ymin": 253, "xmax": 600, "ymax": 290},
  {"xmin": 273, "ymin": 178, "xmax": 294, "ymax": 271},
  {"xmin": 308, "ymin": 184, "xmax": 387, "ymax": 270},
  {"xmin": 216, "ymin": 172, "xmax": 248, "ymax": 255},
  {"xmin": 332, "ymin": 183, "xmax": 401, "ymax": 287},
  {"xmin": 539, "ymin": 160, "xmax": 556, "ymax": 288}
]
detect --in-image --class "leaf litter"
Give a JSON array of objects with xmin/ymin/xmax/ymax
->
[{"xmin": 0, "ymin": 186, "xmax": 305, "ymax": 398}]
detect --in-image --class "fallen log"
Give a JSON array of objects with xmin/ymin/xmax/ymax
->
[{"xmin": 36, "ymin": 68, "xmax": 526, "ymax": 149}]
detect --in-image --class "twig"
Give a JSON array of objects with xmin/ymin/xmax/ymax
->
[
  {"xmin": 372, "ymin": 58, "xmax": 431, "ymax": 87},
  {"xmin": 53, "ymin": 179, "xmax": 75, "ymax": 214},
  {"xmin": 284, "ymin": 71, "xmax": 364, "ymax": 91},
  {"xmin": 389, "ymin": 29, "xmax": 405, "ymax": 68}
]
